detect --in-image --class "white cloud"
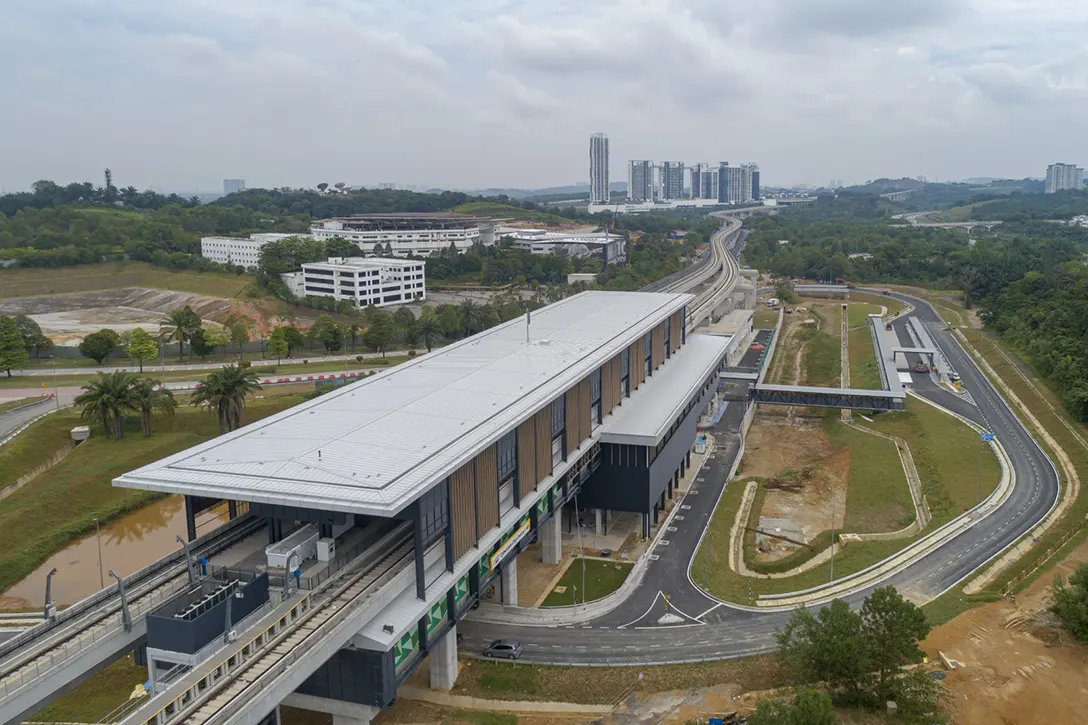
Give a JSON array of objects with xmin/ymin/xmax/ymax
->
[{"xmin": 0, "ymin": 0, "xmax": 1085, "ymax": 190}]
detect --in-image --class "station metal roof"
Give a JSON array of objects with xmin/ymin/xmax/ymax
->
[
  {"xmin": 600, "ymin": 334, "xmax": 729, "ymax": 446},
  {"xmin": 114, "ymin": 291, "xmax": 692, "ymax": 517}
]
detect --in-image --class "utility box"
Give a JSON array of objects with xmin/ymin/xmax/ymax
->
[
  {"xmin": 317, "ymin": 537, "xmax": 336, "ymax": 563},
  {"xmin": 70, "ymin": 426, "xmax": 91, "ymax": 442}
]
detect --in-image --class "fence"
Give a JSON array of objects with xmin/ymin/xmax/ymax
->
[
  {"xmin": 0, "ymin": 443, "xmax": 75, "ymax": 501},
  {"xmin": 1001, "ymin": 516, "xmax": 1088, "ymax": 596}
]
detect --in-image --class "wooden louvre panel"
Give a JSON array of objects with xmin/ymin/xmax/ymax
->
[
  {"xmin": 612, "ymin": 356, "xmax": 623, "ymax": 409},
  {"xmin": 630, "ymin": 341, "xmax": 644, "ymax": 389},
  {"xmin": 534, "ymin": 408, "xmax": 552, "ymax": 485},
  {"xmin": 475, "ymin": 447, "xmax": 499, "ymax": 536},
  {"xmin": 517, "ymin": 418, "xmax": 537, "ymax": 493},
  {"xmin": 671, "ymin": 312, "xmax": 682, "ymax": 355},
  {"xmin": 652, "ymin": 324, "xmax": 665, "ymax": 369},
  {"xmin": 601, "ymin": 362, "xmax": 613, "ymax": 415},
  {"xmin": 565, "ymin": 386, "xmax": 581, "ymax": 451},
  {"xmin": 578, "ymin": 378, "xmax": 591, "ymax": 442},
  {"xmin": 450, "ymin": 463, "xmax": 476, "ymax": 559}
]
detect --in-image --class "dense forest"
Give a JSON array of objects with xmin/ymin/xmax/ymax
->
[
  {"xmin": 746, "ymin": 205, "xmax": 1088, "ymax": 421},
  {"xmin": 982, "ymin": 264, "xmax": 1088, "ymax": 421}
]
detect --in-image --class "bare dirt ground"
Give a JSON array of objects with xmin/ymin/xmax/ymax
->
[
  {"xmin": 923, "ymin": 535, "xmax": 1088, "ymax": 725},
  {"xmin": 741, "ymin": 417, "xmax": 848, "ymax": 559},
  {"xmin": 0, "ymin": 288, "xmax": 334, "ymax": 342}
]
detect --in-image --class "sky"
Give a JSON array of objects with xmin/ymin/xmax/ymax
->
[{"xmin": 2, "ymin": 0, "xmax": 1088, "ymax": 192}]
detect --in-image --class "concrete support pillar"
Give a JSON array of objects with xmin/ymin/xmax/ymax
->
[
  {"xmin": 668, "ymin": 478, "xmax": 673, "ymax": 500},
  {"xmin": 686, "ymin": 450, "xmax": 692, "ymax": 467},
  {"xmin": 283, "ymin": 694, "xmax": 377, "ymax": 725},
  {"xmin": 541, "ymin": 514, "xmax": 562, "ymax": 566},
  {"xmin": 184, "ymin": 495, "xmax": 197, "ymax": 542},
  {"xmin": 429, "ymin": 624, "xmax": 459, "ymax": 690},
  {"xmin": 595, "ymin": 509, "xmax": 604, "ymax": 536},
  {"xmin": 680, "ymin": 459, "xmax": 686, "ymax": 478},
  {"xmin": 228, "ymin": 500, "xmax": 238, "ymax": 519},
  {"xmin": 660, "ymin": 491, "xmax": 666, "ymax": 511},
  {"xmin": 641, "ymin": 513, "xmax": 651, "ymax": 538},
  {"xmin": 500, "ymin": 558, "xmax": 518, "ymax": 606}
]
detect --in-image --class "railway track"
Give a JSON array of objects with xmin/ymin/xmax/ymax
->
[
  {"xmin": 129, "ymin": 524, "xmax": 416, "ymax": 725},
  {"xmin": 0, "ymin": 515, "xmax": 265, "ymax": 701}
]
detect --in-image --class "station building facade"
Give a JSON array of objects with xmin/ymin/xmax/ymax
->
[{"xmin": 116, "ymin": 291, "xmax": 729, "ymax": 715}]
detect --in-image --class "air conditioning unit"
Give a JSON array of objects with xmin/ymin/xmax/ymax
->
[{"xmin": 227, "ymin": 630, "xmax": 239, "ymax": 642}]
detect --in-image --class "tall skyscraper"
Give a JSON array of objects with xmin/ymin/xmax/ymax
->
[
  {"xmin": 628, "ymin": 160, "xmax": 653, "ymax": 202},
  {"xmin": 749, "ymin": 165, "xmax": 761, "ymax": 201},
  {"xmin": 223, "ymin": 179, "xmax": 246, "ymax": 195},
  {"xmin": 589, "ymin": 134, "xmax": 610, "ymax": 203},
  {"xmin": 1046, "ymin": 163, "xmax": 1084, "ymax": 194},
  {"xmin": 660, "ymin": 162, "xmax": 685, "ymax": 200}
]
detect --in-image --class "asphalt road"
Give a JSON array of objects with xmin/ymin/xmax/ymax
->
[
  {"xmin": 459, "ymin": 291, "xmax": 1059, "ymax": 665},
  {"xmin": 0, "ymin": 394, "xmax": 73, "ymax": 440}
]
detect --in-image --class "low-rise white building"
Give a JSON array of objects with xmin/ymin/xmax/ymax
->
[
  {"xmin": 283, "ymin": 257, "xmax": 426, "ymax": 308},
  {"xmin": 495, "ymin": 226, "xmax": 626, "ymax": 263},
  {"xmin": 309, "ymin": 214, "xmax": 495, "ymax": 257},
  {"xmin": 200, "ymin": 233, "xmax": 304, "ymax": 270}
]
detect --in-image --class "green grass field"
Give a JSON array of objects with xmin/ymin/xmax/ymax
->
[
  {"xmin": 0, "ymin": 356, "xmax": 413, "ymax": 390},
  {"xmin": 754, "ymin": 308, "xmax": 779, "ymax": 328},
  {"xmin": 29, "ymin": 656, "xmax": 147, "ymax": 723},
  {"xmin": 0, "ymin": 396, "xmax": 47, "ymax": 415},
  {"xmin": 0, "ymin": 261, "xmax": 260, "ymax": 300},
  {"xmin": 540, "ymin": 559, "xmax": 632, "ymax": 607},
  {"xmin": 860, "ymin": 398, "xmax": 1000, "ymax": 522},
  {"xmin": 826, "ymin": 419, "xmax": 915, "ymax": 534},
  {"xmin": 845, "ymin": 302, "xmax": 884, "ymax": 390},
  {"xmin": 800, "ymin": 306, "xmax": 841, "ymax": 387},
  {"xmin": 0, "ymin": 393, "xmax": 304, "ymax": 593},
  {"xmin": 453, "ymin": 202, "xmax": 573, "ymax": 224}
]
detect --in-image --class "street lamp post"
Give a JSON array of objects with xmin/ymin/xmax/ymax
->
[
  {"xmin": 829, "ymin": 492, "xmax": 837, "ymax": 584},
  {"xmin": 44, "ymin": 568, "xmax": 58, "ymax": 620},
  {"xmin": 50, "ymin": 355, "xmax": 59, "ymax": 410},
  {"xmin": 176, "ymin": 535, "xmax": 195, "ymax": 586},
  {"xmin": 109, "ymin": 569, "xmax": 131, "ymax": 632},
  {"xmin": 95, "ymin": 518, "xmax": 104, "ymax": 589}
]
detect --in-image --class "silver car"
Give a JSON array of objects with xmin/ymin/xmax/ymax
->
[{"xmin": 483, "ymin": 639, "xmax": 522, "ymax": 660}]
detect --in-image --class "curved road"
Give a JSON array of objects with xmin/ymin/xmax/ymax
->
[{"xmin": 460, "ymin": 289, "xmax": 1059, "ymax": 665}]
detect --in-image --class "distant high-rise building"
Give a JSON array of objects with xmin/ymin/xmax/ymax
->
[
  {"xmin": 1046, "ymin": 163, "xmax": 1084, "ymax": 194},
  {"xmin": 717, "ymin": 163, "xmax": 758, "ymax": 204},
  {"xmin": 589, "ymin": 134, "xmax": 610, "ymax": 203},
  {"xmin": 660, "ymin": 162, "xmax": 685, "ymax": 200},
  {"xmin": 378, "ymin": 182, "xmax": 396, "ymax": 190},
  {"xmin": 628, "ymin": 160, "xmax": 653, "ymax": 202},
  {"xmin": 691, "ymin": 163, "xmax": 718, "ymax": 200},
  {"xmin": 223, "ymin": 179, "xmax": 246, "ymax": 195}
]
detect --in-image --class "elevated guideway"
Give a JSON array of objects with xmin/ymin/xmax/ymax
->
[{"xmin": 0, "ymin": 516, "xmax": 264, "ymax": 725}]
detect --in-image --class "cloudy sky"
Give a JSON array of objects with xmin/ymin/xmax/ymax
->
[{"xmin": 3, "ymin": 0, "xmax": 1087, "ymax": 192}]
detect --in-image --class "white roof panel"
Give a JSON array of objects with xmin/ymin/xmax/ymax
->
[
  {"xmin": 115, "ymin": 291, "xmax": 692, "ymax": 516},
  {"xmin": 600, "ymin": 334, "xmax": 729, "ymax": 446}
]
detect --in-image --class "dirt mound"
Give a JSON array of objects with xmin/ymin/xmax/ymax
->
[
  {"xmin": 741, "ymin": 417, "xmax": 833, "ymax": 479},
  {"xmin": 0, "ymin": 289, "xmax": 271, "ymax": 343}
]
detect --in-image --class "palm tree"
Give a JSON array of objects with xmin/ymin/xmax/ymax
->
[
  {"xmin": 131, "ymin": 378, "xmax": 177, "ymax": 438},
  {"xmin": 190, "ymin": 365, "xmax": 263, "ymax": 434},
  {"xmin": 417, "ymin": 314, "xmax": 442, "ymax": 352},
  {"xmin": 459, "ymin": 299, "xmax": 485, "ymax": 338},
  {"xmin": 74, "ymin": 371, "xmax": 139, "ymax": 440},
  {"xmin": 160, "ymin": 306, "xmax": 201, "ymax": 361}
]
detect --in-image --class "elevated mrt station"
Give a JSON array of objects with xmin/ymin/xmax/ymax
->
[{"xmin": 112, "ymin": 291, "xmax": 730, "ymax": 724}]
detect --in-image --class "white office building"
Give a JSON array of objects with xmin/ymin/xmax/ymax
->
[
  {"xmin": 223, "ymin": 179, "xmax": 246, "ymax": 195},
  {"xmin": 282, "ymin": 257, "xmax": 426, "ymax": 307},
  {"xmin": 691, "ymin": 163, "xmax": 719, "ymax": 200},
  {"xmin": 495, "ymin": 227, "xmax": 627, "ymax": 263},
  {"xmin": 1046, "ymin": 163, "xmax": 1084, "ymax": 194},
  {"xmin": 309, "ymin": 214, "xmax": 495, "ymax": 256},
  {"xmin": 200, "ymin": 233, "xmax": 304, "ymax": 270},
  {"xmin": 590, "ymin": 133, "xmax": 610, "ymax": 204}
]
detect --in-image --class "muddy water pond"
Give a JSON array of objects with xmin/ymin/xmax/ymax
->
[{"xmin": 0, "ymin": 496, "xmax": 228, "ymax": 610}]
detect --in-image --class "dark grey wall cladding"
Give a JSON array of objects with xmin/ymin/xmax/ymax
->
[
  {"xmin": 147, "ymin": 574, "xmax": 269, "ymax": 655},
  {"xmin": 247, "ymin": 503, "xmax": 353, "ymax": 526},
  {"xmin": 297, "ymin": 648, "xmax": 397, "ymax": 709}
]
